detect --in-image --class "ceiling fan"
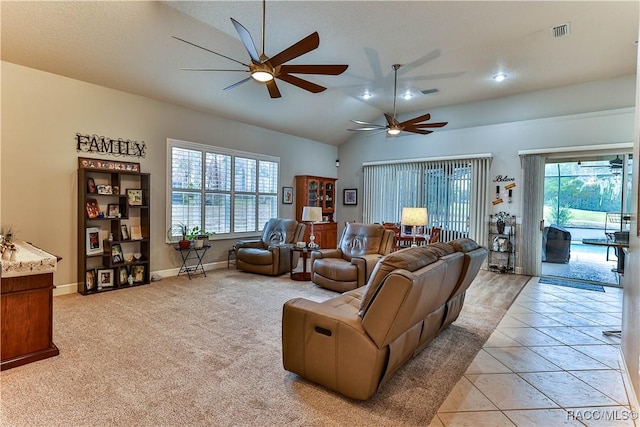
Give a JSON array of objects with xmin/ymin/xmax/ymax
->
[
  {"xmin": 348, "ymin": 64, "xmax": 448, "ymax": 136},
  {"xmin": 172, "ymin": 0, "xmax": 348, "ymax": 98}
]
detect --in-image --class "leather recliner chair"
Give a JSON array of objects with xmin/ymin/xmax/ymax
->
[
  {"xmin": 235, "ymin": 218, "xmax": 306, "ymax": 276},
  {"xmin": 310, "ymin": 222, "xmax": 395, "ymax": 292}
]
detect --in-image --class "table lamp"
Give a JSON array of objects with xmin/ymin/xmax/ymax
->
[
  {"xmin": 401, "ymin": 207, "xmax": 428, "ymax": 247},
  {"xmin": 302, "ymin": 206, "xmax": 323, "ymax": 248}
]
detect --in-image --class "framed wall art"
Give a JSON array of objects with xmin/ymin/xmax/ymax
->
[
  {"xmin": 343, "ymin": 189, "xmax": 357, "ymax": 206},
  {"xmin": 282, "ymin": 187, "xmax": 293, "ymax": 204},
  {"xmin": 127, "ymin": 189, "xmax": 143, "ymax": 206},
  {"xmin": 119, "ymin": 266, "xmax": 130, "ymax": 286},
  {"xmin": 86, "ymin": 227, "xmax": 103, "ymax": 255},
  {"xmin": 108, "ymin": 204, "xmax": 120, "ymax": 218},
  {"xmin": 120, "ymin": 225, "xmax": 129, "ymax": 240},
  {"xmin": 87, "ymin": 177, "xmax": 97, "ymax": 194},
  {"xmin": 131, "ymin": 265, "xmax": 145, "ymax": 283},
  {"xmin": 111, "ymin": 243, "xmax": 124, "ymax": 264},
  {"xmin": 85, "ymin": 198, "xmax": 100, "ymax": 218},
  {"xmin": 86, "ymin": 269, "xmax": 96, "ymax": 290},
  {"xmin": 97, "ymin": 269, "xmax": 114, "ymax": 289}
]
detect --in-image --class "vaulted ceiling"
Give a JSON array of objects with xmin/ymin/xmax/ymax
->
[{"xmin": 2, "ymin": 1, "xmax": 638, "ymax": 145}]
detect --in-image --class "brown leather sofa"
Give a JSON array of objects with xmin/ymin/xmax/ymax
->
[
  {"xmin": 282, "ymin": 238, "xmax": 488, "ymax": 400},
  {"xmin": 310, "ymin": 222, "xmax": 395, "ymax": 292},
  {"xmin": 235, "ymin": 218, "xmax": 306, "ymax": 276}
]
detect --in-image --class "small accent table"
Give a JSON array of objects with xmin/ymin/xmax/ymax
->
[
  {"xmin": 290, "ymin": 246, "xmax": 314, "ymax": 281},
  {"xmin": 175, "ymin": 244, "xmax": 211, "ymax": 279}
]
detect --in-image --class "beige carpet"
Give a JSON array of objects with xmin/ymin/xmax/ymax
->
[{"xmin": 0, "ymin": 268, "xmax": 530, "ymax": 426}]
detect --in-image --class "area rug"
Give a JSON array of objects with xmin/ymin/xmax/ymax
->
[
  {"xmin": 539, "ymin": 276, "xmax": 605, "ymax": 292},
  {"xmin": 0, "ymin": 268, "xmax": 530, "ymax": 426}
]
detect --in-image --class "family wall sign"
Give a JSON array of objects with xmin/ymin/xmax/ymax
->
[{"xmin": 76, "ymin": 133, "xmax": 146, "ymax": 158}]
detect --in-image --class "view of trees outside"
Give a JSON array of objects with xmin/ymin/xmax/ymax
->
[{"xmin": 544, "ymin": 158, "xmax": 628, "ymax": 230}]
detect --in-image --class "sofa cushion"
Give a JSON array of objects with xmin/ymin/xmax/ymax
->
[
  {"xmin": 339, "ymin": 223, "xmax": 385, "ymax": 260},
  {"xmin": 358, "ymin": 244, "xmax": 452, "ymax": 316},
  {"xmin": 447, "ymin": 238, "xmax": 480, "ymax": 253},
  {"xmin": 313, "ymin": 258, "xmax": 358, "ymax": 281},
  {"xmin": 236, "ymin": 247, "xmax": 273, "ymax": 265}
]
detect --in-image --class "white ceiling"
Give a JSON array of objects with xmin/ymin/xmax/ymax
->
[{"xmin": 2, "ymin": 1, "xmax": 638, "ymax": 146}]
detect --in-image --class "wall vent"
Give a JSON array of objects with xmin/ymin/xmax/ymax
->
[
  {"xmin": 551, "ymin": 22, "xmax": 571, "ymax": 38},
  {"xmin": 420, "ymin": 88, "xmax": 439, "ymax": 95}
]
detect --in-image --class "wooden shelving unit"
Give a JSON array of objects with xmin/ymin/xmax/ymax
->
[
  {"xmin": 77, "ymin": 159, "xmax": 150, "ymax": 295},
  {"xmin": 295, "ymin": 175, "xmax": 338, "ymax": 249}
]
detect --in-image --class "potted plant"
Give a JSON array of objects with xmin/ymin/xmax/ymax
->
[
  {"xmin": 188, "ymin": 226, "xmax": 214, "ymax": 249},
  {"xmin": 168, "ymin": 223, "xmax": 191, "ymax": 249}
]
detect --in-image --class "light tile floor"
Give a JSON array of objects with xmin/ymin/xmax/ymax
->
[{"xmin": 431, "ymin": 277, "xmax": 639, "ymax": 426}]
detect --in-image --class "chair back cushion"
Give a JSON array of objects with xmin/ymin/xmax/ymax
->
[
  {"xmin": 261, "ymin": 218, "xmax": 299, "ymax": 246},
  {"xmin": 338, "ymin": 223, "xmax": 386, "ymax": 260}
]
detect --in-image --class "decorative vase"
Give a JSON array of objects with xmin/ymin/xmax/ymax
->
[{"xmin": 496, "ymin": 219, "xmax": 506, "ymax": 234}]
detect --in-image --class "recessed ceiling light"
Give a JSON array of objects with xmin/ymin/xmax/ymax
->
[
  {"xmin": 361, "ymin": 91, "xmax": 372, "ymax": 99},
  {"xmin": 493, "ymin": 73, "xmax": 507, "ymax": 83},
  {"xmin": 402, "ymin": 91, "xmax": 413, "ymax": 100}
]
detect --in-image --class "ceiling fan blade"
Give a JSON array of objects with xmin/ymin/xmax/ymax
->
[
  {"xmin": 409, "ymin": 121, "xmax": 449, "ymax": 129},
  {"xmin": 180, "ymin": 68, "xmax": 249, "ymax": 72},
  {"xmin": 268, "ymin": 32, "xmax": 320, "ymax": 68},
  {"xmin": 172, "ymin": 36, "xmax": 249, "ymax": 67},
  {"xmin": 230, "ymin": 18, "xmax": 261, "ymax": 63},
  {"xmin": 347, "ymin": 127, "xmax": 387, "ymax": 131},
  {"xmin": 384, "ymin": 113, "xmax": 396, "ymax": 126},
  {"xmin": 279, "ymin": 64, "xmax": 348, "ymax": 75},
  {"xmin": 398, "ymin": 49, "xmax": 442, "ymax": 74},
  {"xmin": 350, "ymin": 120, "xmax": 385, "ymax": 127},
  {"xmin": 223, "ymin": 77, "xmax": 252, "ymax": 91},
  {"xmin": 266, "ymin": 80, "xmax": 282, "ymax": 98},
  {"xmin": 277, "ymin": 73, "xmax": 326, "ymax": 93},
  {"xmin": 400, "ymin": 113, "xmax": 432, "ymax": 125},
  {"xmin": 405, "ymin": 129, "xmax": 434, "ymax": 135}
]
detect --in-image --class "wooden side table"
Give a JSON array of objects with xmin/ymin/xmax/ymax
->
[{"xmin": 290, "ymin": 247, "xmax": 313, "ymax": 281}]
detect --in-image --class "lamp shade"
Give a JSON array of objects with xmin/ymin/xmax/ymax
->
[
  {"xmin": 401, "ymin": 207, "xmax": 428, "ymax": 226},
  {"xmin": 302, "ymin": 206, "xmax": 323, "ymax": 222}
]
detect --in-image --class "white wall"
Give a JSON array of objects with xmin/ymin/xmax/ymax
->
[{"xmin": 1, "ymin": 61, "xmax": 337, "ymax": 288}]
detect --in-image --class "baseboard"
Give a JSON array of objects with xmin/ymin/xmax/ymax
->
[
  {"xmin": 53, "ymin": 260, "xmax": 230, "ymax": 297},
  {"xmin": 619, "ymin": 348, "xmax": 640, "ymax": 414}
]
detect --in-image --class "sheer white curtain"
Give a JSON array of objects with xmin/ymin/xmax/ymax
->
[
  {"xmin": 520, "ymin": 154, "xmax": 545, "ymax": 276},
  {"xmin": 363, "ymin": 156, "xmax": 491, "ymax": 242}
]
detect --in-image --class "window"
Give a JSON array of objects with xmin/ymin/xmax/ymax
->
[
  {"xmin": 167, "ymin": 139, "xmax": 279, "ymax": 241},
  {"xmin": 363, "ymin": 156, "xmax": 490, "ymax": 242}
]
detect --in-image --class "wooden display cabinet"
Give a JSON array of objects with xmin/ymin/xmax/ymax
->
[
  {"xmin": 77, "ymin": 159, "xmax": 151, "ymax": 295},
  {"xmin": 295, "ymin": 175, "xmax": 338, "ymax": 249}
]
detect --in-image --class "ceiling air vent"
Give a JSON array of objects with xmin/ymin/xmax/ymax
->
[
  {"xmin": 421, "ymin": 88, "xmax": 439, "ymax": 95},
  {"xmin": 551, "ymin": 22, "xmax": 571, "ymax": 38}
]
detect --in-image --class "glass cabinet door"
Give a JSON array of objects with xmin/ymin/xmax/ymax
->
[
  {"xmin": 308, "ymin": 180, "xmax": 319, "ymax": 206},
  {"xmin": 324, "ymin": 182, "xmax": 334, "ymax": 210}
]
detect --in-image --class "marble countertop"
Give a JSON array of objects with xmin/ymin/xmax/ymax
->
[{"xmin": 1, "ymin": 242, "xmax": 58, "ymax": 278}]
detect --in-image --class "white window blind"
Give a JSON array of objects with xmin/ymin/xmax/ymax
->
[{"xmin": 167, "ymin": 139, "xmax": 279, "ymax": 241}]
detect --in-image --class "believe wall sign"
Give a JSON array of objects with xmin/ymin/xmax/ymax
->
[{"xmin": 76, "ymin": 133, "xmax": 146, "ymax": 158}]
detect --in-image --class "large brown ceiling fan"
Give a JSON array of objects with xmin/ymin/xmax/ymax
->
[
  {"xmin": 172, "ymin": 0, "xmax": 348, "ymax": 99},
  {"xmin": 348, "ymin": 64, "xmax": 448, "ymax": 136}
]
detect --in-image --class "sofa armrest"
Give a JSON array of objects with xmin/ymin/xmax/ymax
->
[
  {"xmin": 351, "ymin": 254, "xmax": 384, "ymax": 287},
  {"xmin": 235, "ymin": 239, "xmax": 264, "ymax": 249},
  {"xmin": 282, "ymin": 298, "xmax": 387, "ymax": 400}
]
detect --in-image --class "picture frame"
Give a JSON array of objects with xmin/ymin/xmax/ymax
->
[
  {"xmin": 97, "ymin": 184, "xmax": 112, "ymax": 195},
  {"xmin": 79, "ymin": 157, "xmax": 140, "ymax": 173},
  {"xmin": 111, "ymin": 243, "xmax": 125, "ymax": 264},
  {"xmin": 127, "ymin": 189, "xmax": 143, "ymax": 206},
  {"xmin": 85, "ymin": 198, "xmax": 100, "ymax": 218},
  {"xmin": 282, "ymin": 187, "xmax": 293, "ymax": 204},
  {"xmin": 120, "ymin": 224, "xmax": 129, "ymax": 240},
  {"xmin": 119, "ymin": 266, "xmax": 129, "ymax": 286},
  {"xmin": 343, "ymin": 189, "xmax": 357, "ymax": 205},
  {"xmin": 97, "ymin": 268, "xmax": 114, "ymax": 289},
  {"xmin": 87, "ymin": 177, "xmax": 97, "ymax": 194},
  {"xmin": 86, "ymin": 269, "xmax": 96, "ymax": 290},
  {"xmin": 131, "ymin": 265, "xmax": 145, "ymax": 283},
  {"xmin": 108, "ymin": 204, "xmax": 120, "ymax": 218},
  {"xmin": 130, "ymin": 225, "xmax": 143, "ymax": 240},
  {"xmin": 86, "ymin": 227, "xmax": 103, "ymax": 255}
]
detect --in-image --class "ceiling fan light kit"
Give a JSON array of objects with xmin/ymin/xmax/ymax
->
[{"xmin": 173, "ymin": 0, "xmax": 347, "ymax": 98}]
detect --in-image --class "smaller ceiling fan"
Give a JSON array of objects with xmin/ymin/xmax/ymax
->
[
  {"xmin": 348, "ymin": 64, "xmax": 448, "ymax": 136},
  {"xmin": 172, "ymin": 0, "xmax": 348, "ymax": 98}
]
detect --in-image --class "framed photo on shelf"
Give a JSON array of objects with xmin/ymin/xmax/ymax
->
[
  {"xmin": 87, "ymin": 177, "xmax": 97, "ymax": 194},
  {"xmin": 282, "ymin": 187, "xmax": 293, "ymax": 204},
  {"xmin": 108, "ymin": 204, "xmax": 120, "ymax": 218},
  {"xmin": 126, "ymin": 189, "xmax": 143, "ymax": 206},
  {"xmin": 131, "ymin": 265, "xmax": 145, "ymax": 283},
  {"xmin": 119, "ymin": 266, "xmax": 129, "ymax": 286},
  {"xmin": 111, "ymin": 243, "xmax": 125, "ymax": 264},
  {"xmin": 97, "ymin": 269, "xmax": 114, "ymax": 289},
  {"xmin": 97, "ymin": 184, "xmax": 112, "ymax": 195},
  {"xmin": 85, "ymin": 198, "xmax": 100, "ymax": 219},
  {"xmin": 120, "ymin": 225, "xmax": 129, "ymax": 240},
  {"xmin": 343, "ymin": 189, "xmax": 357, "ymax": 206},
  {"xmin": 86, "ymin": 227, "xmax": 103, "ymax": 255},
  {"xmin": 130, "ymin": 225, "xmax": 143, "ymax": 240},
  {"xmin": 86, "ymin": 269, "xmax": 96, "ymax": 290}
]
